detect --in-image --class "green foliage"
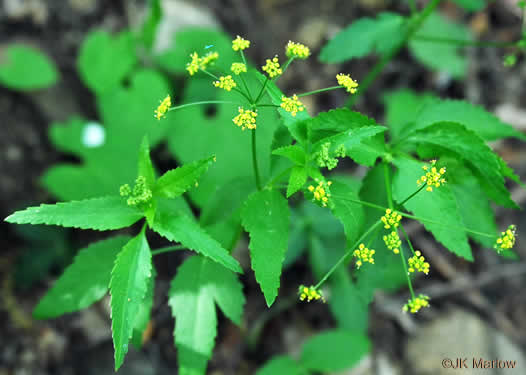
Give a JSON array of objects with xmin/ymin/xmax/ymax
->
[
  {"xmin": 452, "ymin": 0, "xmax": 486, "ymax": 11},
  {"xmin": 409, "ymin": 13, "xmax": 472, "ymax": 78},
  {"xmin": 0, "ymin": 44, "xmax": 59, "ymax": 90},
  {"xmin": 139, "ymin": 0, "xmax": 162, "ymax": 50},
  {"xmin": 168, "ymin": 256, "xmax": 244, "ymax": 375},
  {"xmin": 241, "ymin": 190, "xmax": 290, "ymax": 306},
  {"xmin": 320, "ymin": 12, "xmax": 406, "ymax": 63}
]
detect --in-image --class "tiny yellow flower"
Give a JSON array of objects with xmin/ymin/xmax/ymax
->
[
  {"xmin": 280, "ymin": 94, "xmax": 305, "ymax": 117},
  {"xmin": 199, "ymin": 51, "xmax": 219, "ymax": 70},
  {"xmin": 232, "ymin": 35, "xmax": 250, "ymax": 51},
  {"xmin": 298, "ymin": 285, "xmax": 325, "ymax": 303},
  {"xmin": 336, "ymin": 73, "xmax": 359, "ymax": 94},
  {"xmin": 233, "ymin": 107, "xmax": 257, "ymax": 130},
  {"xmin": 383, "ymin": 231, "xmax": 401, "ymax": 254},
  {"xmin": 495, "ymin": 224, "xmax": 517, "ymax": 252},
  {"xmin": 408, "ymin": 250, "xmax": 430, "ymax": 275},
  {"xmin": 186, "ymin": 52, "xmax": 200, "ymax": 76},
  {"xmin": 285, "ymin": 41, "xmax": 311, "ymax": 59},
  {"xmin": 231, "ymin": 62, "xmax": 247, "ymax": 75},
  {"xmin": 213, "ymin": 75, "xmax": 237, "ymax": 91},
  {"xmin": 381, "ymin": 209, "xmax": 402, "ymax": 229},
  {"xmin": 307, "ymin": 180, "xmax": 332, "ymax": 207},
  {"xmin": 262, "ymin": 56, "xmax": 282, "ymax": 78},
  {"xmin": 121, "ymin": 176, "xmax": 152, "ymax": 207},
  {"xmin": 154, "ymin": 95, "xmax": 171, "ymax": 120},
  {"xmin": 417, "ymin": 159, "xmax": 446, "ymax": 192},
  {"xmin": 403, "ymin": 294, "xmax": 430, "ymax": 314},
  {"xmin": 353, "ymin": 243, "xmax": 375, "ymax": 269}
]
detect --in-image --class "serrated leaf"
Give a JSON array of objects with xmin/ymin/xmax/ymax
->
[
  {"xmin": 330, "ymin": 178, "xmax": 365, "ymax": 247},
  {"xmin": 300, "ymin": 330, "xmax": 370, "ymax": 372},
  {"xmin": 256, "ymin": 356, "xmax": 304, "ymax": 375},
  {"xmin": 131, "ymin": 267, "xmax": 156, "ymax": 349},
  {"xmin": 409, "ymin": 100, "xmax": 526, "ymax": 141},
  {"xmin": 392, "ymin": 156, "xmax": 473, "ymax": 260},
  {"xmin": 320, "ymin": 12, "xmax": 406, "ymax": 63},
  {"xmin": 33, "ymin": 235, "xmax": 130, "ymax": 319},
  {"xmin": 409, "ymin": 13, "xmax": 471, "ymax": 78},
  {"xmin": 287, "ymin": 166, "xmax": 307, "ymax": 198},
  {"xmin": 5, "ymin": 197, "xmax": 144, "ymax": 231},
  {"xmin": 138, "ymin": 137, "xmax": 156, "ymax": 188},
  {"xmin": 241, "ymin": 190, "xmax": 289, "ymax": 306},
  {"xmin": 407, "ymin": 122, "xmax": 516, "ymax": 207},
  {"xmin": 0, "ymin": 44, "xmax": 59, "ymax": 90},
  {"xmin": 110, "ymin": 231, "xmax": 152, "ymax": 370},
  {"xmin": 272, "ymin": 145, "xmax": 306, "ymax": 165},
  {"xmin": 77, "ymin": 30, "xmax": 136, "ymax": 94},
  {"xmin": 151, "ymin": 204, "xmax": 242, "ymax": 273},
  {"xmin": 168, "ymin": 256, "xmax": 245, "ymax": 375},
  {"xmin": 154, "ymin": 156, "xmax": 215, "ymax": 198}
]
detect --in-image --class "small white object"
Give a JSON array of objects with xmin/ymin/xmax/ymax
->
[{"xmin": 82, "ymin": 122, "xmax": 105, "ymax": 148}]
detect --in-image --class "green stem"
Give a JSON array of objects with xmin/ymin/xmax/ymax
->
[
  {"xmin": 399, "ymin": 184, "xmax": 427, "ymax": 206},
  {"xmin": 297, "ymin": 86, "xmax": 343, "ymax": 98},
  {"xmin": 252, "ymin": 129, "xmax": 262, "ymax": 190},
  {"xmin": 239, "ymin": 74, "xmax": 254, "ymax": 103},
  {"xmin": 256, "ymin": 104, "xmax": 280, "ymax": 108},
  {"xmin": 346, "ymin": 0, "xmax": 443, "ymax": 107},
  {"xmin": 413, "ymin": 35, "xmax": 518, "ymax": 48},
  {"xmin": 254, "ymin": 76, "xmax": 270, "ymax": 104},
  {"xmin": 240, "ymin": 50, "xmax": 248, "ymax": 66},
  {"xmin": 281, "ymin": 57, "xmax": 295, "ymax": 75},
  {"xmin": 266, "ymin": 166, "xmax": 294, "ymax": 188},
  {"xmin": 383, "ymin": 161, "xmax": 394, "ymax": 209},
  {"xmin": 400, "ymin": 223, "xmax": 417, "ymax": 257},
  {"xmin": 398, "ymin": 236, "xmax": 416, "ymax": 299},
  {"xmin": 168, "ymin": 100, "xmax": 240, "ymax": 112},
  {"xmin": 152, "ymin": 245, "xmax": 185, "ymax": 256},
  {"xmin": 314, "ymin": 220, "xmax": 383, "ymax": 289}
]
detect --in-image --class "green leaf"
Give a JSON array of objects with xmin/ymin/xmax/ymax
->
[
  {"xmin": 77, "ymin": 30, "xmax": 136, "ymax": 94},
  {"xmin": 154, "ymin": 156, "xmax": 215, "ymax": 198},
  {"xmin": 287, "ymin": 166, "xmax": 307, "ymax": 198},
  {"xmin": 300, "ymin": 330, "xmax": 370, "ymax": 372},
  {"xmin": 272, "ymin": 145, "xmax": 306, "ymax": 165},
  {"xmin": 452, "ymin": 0, "xmax": 486, "ymax": 11},
  {"xmin": 43, "ymin": 70, "xmax": 172, "ymax": 201},
  {"xmin": 256, "ymin": 356, "xmax": 304, "ymax": 375},
  {"xmin": 151, "ymin": 204, "xmax": 242, "ymax": 273},
  {"xmin": 320, "ymin": 12, "xmax": 406, "ymax": 63},
  {"xmin": 409, "ymin": 100, "xmax": 526, "ymax": 141},
  {"xmin": 0, "ymin": 44, "xmax": 58, "ymax": 90},
  {"xmin": 5, "ymin": 197, "xmax": 144, "ymax": 231},
  {"xmin": 407, "ymin": 122, "xmax": 516, "ymax": 207},
  {"xmin": 109, "ymin": 231, "xmax": 153, "ymax": 370},
  {"xmin": 409, "ymin": 13, "xmax": 472, "ymax": 78},
  {"xmin": 241, "ymin": 190, "xmax": 290, "ymax": 306},
  {"xmin": 131, "ymin": 267, "xmax": 156, "ymax": 349},
  {"xmin": 168, "ymin": 256, "xmax": 245, "ymax": 375},
  {"xmin": 330, "ymin": 178, "xmax": 365, "ymax": 247},
  {"xmin": 33, "ymin": 235, "xmax": 130, "ymax": 319},
  {"xmin": 392, "ymin": 156, "xmax": 473, "ymax": 260},
  {"xmin": 138, "ymin": 137, "xmax": 156, "ymax": 188},
  {"xmin": 140, "ymin": 0, "xmax": 162, "ymax": 49}
]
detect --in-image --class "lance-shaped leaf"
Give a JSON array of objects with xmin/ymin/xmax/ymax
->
[
  {"xmin": 241, "ymin": 190, "xmax": 289, "ymax": 306},
  {"xmin": 5, "ymin": 197, "xmax": 144, "ymax": 230},
  {"xmin": 392, "ymin": 156, "xmax": 473, "ymax": 260},
  {"xmin": 151, "ymin": 204, "xmax": 242, "ymax": 273},
  {"xmin": 168, "ymin": 256, "xmax": 245, "ymax": 375},
  {"xmin": 33, "ymin": 235, "xmax": 131, "ymax": 319},
  {"xmin": 109, "ymin": 231, "xmax": 153, "ymax": 370},
  {"xmin": 154, "ymin": 155, "xmax": 215, "ymax": 198},
  {"xmin": 131, "ymin": 267, "xmax": 156, "ymax": 349}
]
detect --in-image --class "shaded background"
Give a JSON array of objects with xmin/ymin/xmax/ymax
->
[{"xmin": 1, "ymin": 0, "xmax": 526, "ymax": 374}]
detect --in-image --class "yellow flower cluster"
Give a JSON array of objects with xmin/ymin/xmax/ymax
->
[
  {"xmin": 307, "ymin": 180, "xmax": 332, "ymax": 207},
  {"xmin": 232, "ymin": 35, "xmax": 250, "ymax": 51},
  {"xmin": 200, "ymin": 51, "xmax": 219, "ymax": 69},
  {"xmin": 381, "ymin": 209, "xmax": 402, "ymax": 229},
  {"xmin": 353, "ymin": 243, "xmax": 375, "ymax": 269},
  {"xmin": 185, "ymin": 51, "xmax": 219, "ymax": 75},
  {"xmin": 213, "ymin": 75, "xmax": 237, "ymax": 91},
  {"xmin": 383, "ymin": 231, "xmax": 401, "ymax": 254},
  {"xmin": 298, "ymin": 285, "xmax": 325, "ymax": 302},
  {"xmin": 233, "ymin": 107, "xmax": 257, "ymax": 130},
  {"xmin": 280, "ymin": 95, "xmax": 305, "ymax": 117},
  {"xmin": 154, "ymin": 95, "xmax": 171, "ymax": 120},
  {"xmin": 336, "ymin": 73, "xmax": 359, "ymax": 94},
  {"xmin": 285, "ymin": 41, "xmax": 311, "ymax": 59},
  {"xmin": 403, "ymin": 294, "xmax": 430, "ymax": 314},
  {"xmin": 417, "ymin": 160, "xmax": 446, "ymax": 192},
  {"xmin": 262, "ymin": 56, "xmax": 282, "ymax": 78},
  {"xmin": 231, "ymin": 62, "xmax": 247, "ymax": 75},
  {"xmin": 495, "ymin": 224, "xmax": 517, "ymax": 252},
  {"xmin": 120, "ymin": 176, "xmax": 152, "ymax": 207},
  {"xmin": 408, "ymin": 251, "xmax": 430, "ymax": 275}
]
